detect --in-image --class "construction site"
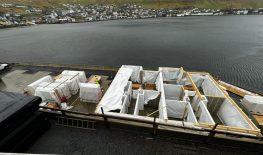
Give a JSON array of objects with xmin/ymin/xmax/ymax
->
[{"xmin": 1, "ymin": 63, "xmax": 263, "ymax": 154}]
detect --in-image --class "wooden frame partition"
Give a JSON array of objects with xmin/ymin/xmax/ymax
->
[
  {"xmin": 185, "ymin": 72, "xmax": 204, "ymax": 100},
  {"xmin": 187, "ymin": 72, "xmax": 261, "ymax": 136}
]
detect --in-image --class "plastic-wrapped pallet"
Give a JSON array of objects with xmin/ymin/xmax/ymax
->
[
  {"xmin": 37, "ymin": 82, "xmax": 51, "ymax": 88},
  {"xmin": 55, "ymin": 75, "xmax": 79, "ymax": 95},
  {"xmin": 48, "ymin": 83, "xmax": 71, "ymax": 99},
  {"xmin": 241, "ymin": 95, "xmax": 263, "ymax": 114},
  {"xmin": 35, "ymin": 87, "xmax": 60, "ymax": 103},
  {"xmin": 35, "ymin": 82, "xmax": 71, "ymax": 103},
  {"xmin": 79, "ymin": 83, "xmax": 102, "ymax": 103},
  {"xmin": 61, "ymin": 70, "xmax": 87, "ymax": 83},
  {"xmin": 27, "ymin": 75, "xmax": 53, "ymax": 95}
]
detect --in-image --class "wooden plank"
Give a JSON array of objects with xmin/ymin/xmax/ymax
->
[
  {"xmin": 218, "ymin": 80, "xmax": 259, "ymax": 97},
  {"xmin": 183, "ymin": 85, "xmax": 195, "ymax": 91},
  {"xmin": 145, "ymin": 84, "xmax": 156, "ymax": 90},
  {"xmin": 196, "ymin": 123, "xmax": 261, "ymax": 136},
  {"xmin": 253, "ymin": 114, "xmax": 263, "ymax": 126},
  {"xmin": 188, "ymin": 71, "xmax": 209, "ymax": 75},
  {"xmin": 185, "ymin": 72, "xmax": 204, "ymax": 100},
  {"xmin": 132, "ymin": 83, "xmax": 141, "ymax": 89}
]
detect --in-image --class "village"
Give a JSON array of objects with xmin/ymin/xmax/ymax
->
[{"xmin": 1, "ymin": 3, "xmax": 263, "ymax": 28}]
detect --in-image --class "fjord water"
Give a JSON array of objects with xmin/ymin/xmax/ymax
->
[{"xmin": 0, "ymin": 16, "xmax": 263, "ymax": 94}]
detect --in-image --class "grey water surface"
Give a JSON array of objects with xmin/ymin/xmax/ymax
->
[{"xmin": 0, "ymin": 16, "xmax": 263, "ymax": 93}]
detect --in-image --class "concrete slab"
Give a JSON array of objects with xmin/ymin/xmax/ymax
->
[{"xmin": 0, "ymin": 69, "xmax": 51, "ymax": 93}]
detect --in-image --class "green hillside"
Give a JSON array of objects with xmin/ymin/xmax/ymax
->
[{"xmin": 2, "ymin": 0, "xmax": 263, "ymax": 9}]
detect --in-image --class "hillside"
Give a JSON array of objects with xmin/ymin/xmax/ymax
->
[{"xmin": 2, "ymin": 0, "xmax": 263, "ymax": 9}]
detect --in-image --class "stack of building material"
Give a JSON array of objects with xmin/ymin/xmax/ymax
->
[
  {"xmin": 55, "ymin": 75, "xmax": 80, "ymax": 95},
  {"xmin": 79, "ymin": 83, "xmax": 102, "ymax": 103},
  {"xmin": 88, "ymin": 75, "xmax": 101, "ymax": 84},
  {"xmin": 48, "ymin": 82, "xmax": 71, "ymax": 99},
  {"xmin": 0, "ymin": 91, "xmax": 50, "ymax": 152},
  {"xmin": 241, "ymin": 95, "xmax": 263, "ymax": 114},
  {"xmin": 34, "ymin": 82, "xmax": 71, "ymax": 103},
  {"xmin": 27, "ymin": 75, "xmax": 53, "ymax": 95},
  {"xmin": 61, "ymin": 70, "xmax": 87, "ymax": 83},
  {"xmin": 28, "ymin": 70, "xmax": 88, "ymax": 104}
]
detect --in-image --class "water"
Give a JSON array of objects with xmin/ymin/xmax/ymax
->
[{"xmin": 0, "ymin": 16, "xmax": 263, "ymax": 94}]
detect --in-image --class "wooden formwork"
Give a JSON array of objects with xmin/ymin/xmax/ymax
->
[
  {"xmin": 218, "ymin": 80, "xmax": 259, "ymax": 97},
  {"xmin": 196, "ymin": 123, "xmax": 261, "ymax": 136},
  {"xmin": 186, "ymin": 71, "xmax": 261, "ymax": 136},
  {"xmin": 24, "ymin": 63, "xmax": 261, "ymax": 137},
  {"xmin": 185, "ymin": 72, "xmax": 204, "ymax": 100}
]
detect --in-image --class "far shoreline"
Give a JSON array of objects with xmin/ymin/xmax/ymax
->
[{"xmin": 1, "ymin": 14, "xmax": 262, "ymax": 30}]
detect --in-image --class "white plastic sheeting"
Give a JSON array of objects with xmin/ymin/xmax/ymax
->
[
  {"xmin": 198, "ymin": 101, "xmax": 215, "ymax": 124},
  {"xmin": 48, "ymin": 83, "xmax": 71, "ymax": 98},
  {"xmin": 133, "ymin": 90, "xmax": 160, "ymax": 115},
  {"xmin": 134, "ymin": 91, "xmax": 144, "ymax": 115},
  {"xmin": 37, "ymin": 82, "xmax": 51, "ymax": 88},
  {"xmin": 184, "ymin": 90, "xmax": 189, "ymax": 100},
  {"xmin": 166, "ymin": 100, "xmax": 188, "ymax": 118},
  {"xmin": 202, "ymin": 95, "xmax": 208, "ymax": 106},
  {"xmin": 35, "ymin": 87, "xmax": 60, "ymax": 103},
  {"xmin": 35, "ymin": 82, "xmax": 71, "ymax": 103},
  {"xmin": 120, "ymin": 82, "xmax": 133, "ymax": 114},
  {"xmin": 79, "ymin": 83, "xmax": 102, "ymax": 103},
  {"xmin": 218, "ymin": 99, "xmax": 252, "ymax": 129},
  {"xmin": 120, "ymin": 95, "xmax": 130, "ymax": 114},
  {"xmin": 121, "ymin": 65, "xmax": 142, "ymax": 83},
  {"xmin": 191, "ymin": 94, "xmax": 200, "ymax": 111},
  {"xmin": 141, "ymin": 70, "xmax": 159, "ymax": 84},
  {"xmin": 61, "ymin": 70, "xmax": 87, "ymax": 83},
  {"xmin": 61, "ymin": 102, "xmax": 73, "ymax": 110},
  {"xmin": 187, "ymin": 91, "xmax": 196, "ymax": 97},
  {"xmin": 158, "ymin": 67, "xmax": 180, "ymax": 81},
  {"xmin": 186, "ymin": 103, "xmax": 198, "ymax": 124},
  {"xmin": 158, "ymin": 97, "xmax": 164, "ymax": 119},
  {"xmin": 241, "ymin": 95, "xmax": 263, "ymax": 114},
  {"xmin": 27, "ymin": 75, "xmax": 53, "ymax": 95},
  {"xmin": 124, "ymin": 81, "xmax": 133, "ymax": 101},
  {"xmin": 176, "ymin": 68, "xmax": 184, "ymax": 84},
  {"xmin": 201, "ymin": 76, "xmax": 225, "ymax": 97},
  {"xmin": 191, "ymin": 94, "xmax": 208, "ymax": 111},
  {"xmin": 155, "ymin": 72, "xmax": 162, "ymax": 92},
  {"xmin": 153, "ymin": 72, "xmax": 168, "ymax": 120},
  {"xmin": 132, "ymin": 89, "xmax": 139, "ymax": 99},
  {"xmin": 55, "ymin": 75, "xmax": 79, "ymax": 95},
  {"xmin": 190, "ymin": 74, "xmax": 205, "ymax": 88},
  {"xmin": 179, "ymin": 76, "xmax": 191, "ymax": 86},
  {"xmin": 144, "ymin": 90, "xmax": 160, "ymax": 104},
  {"xmin": 163, "ymin": 84, "xmax": 184, "ymax": 100},
  {"xmin": 98, "ymin": 67, "xmax": 133, "ymax": 112}
]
